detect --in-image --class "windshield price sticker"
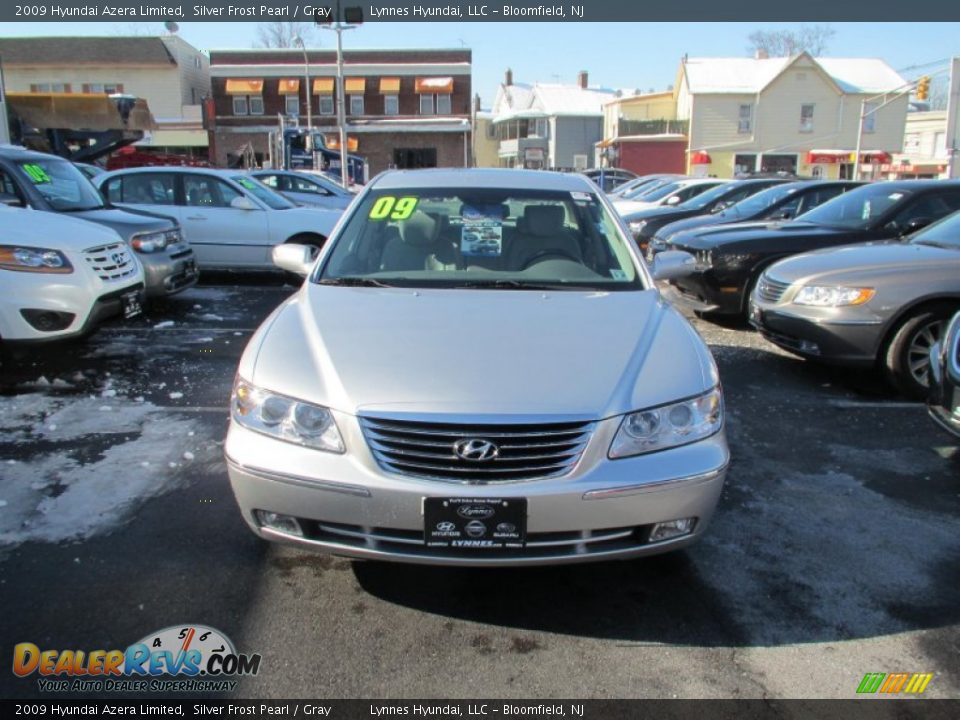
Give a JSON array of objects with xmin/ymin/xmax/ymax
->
[
  {"xmin": 22, "ymin": 164, "xmax": 52, "ymax": 184},
  {"xmin": 236, "ymin": 177, "xmax": 259, "ymax": 190},
  {"xmin": 368, "ymin": 196, "xmax": 419, "ymax": 221}
]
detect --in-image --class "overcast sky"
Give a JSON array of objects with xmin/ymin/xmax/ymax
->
[{"xmin": 3, "ymin": 22, "xmax": 958, "ymax": 105}]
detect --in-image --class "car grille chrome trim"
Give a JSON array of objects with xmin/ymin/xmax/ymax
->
[
  {"xmin": 360, "ymin": 416, "xmax": 594, "ymax": 483},
  {"xmin": 83, "ymin": 242, "xmax": 138, "ymax": 282},
  {"xmin": 756, "ymin": 274, "xmax": 791, "ymax": 303}
]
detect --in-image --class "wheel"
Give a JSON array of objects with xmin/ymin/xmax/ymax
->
[{"xmin": 883, "ymin": 303, "xmax": 955, "ymax": 400}]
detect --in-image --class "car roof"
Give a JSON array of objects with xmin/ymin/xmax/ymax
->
[
  {"xmin": 369, "ymin": 168, "xmax": 600, "ymax": 192},
  {"xmin": 866, "ymin": 179, "xmax": 960, "ymax": 192},
  {"xmin": 0, "ymin": 144, "xmax": 70, "ymax": 161},
  {"xmin": 100, "ymin": 166, "xmax": 241, "ymax": 178}
]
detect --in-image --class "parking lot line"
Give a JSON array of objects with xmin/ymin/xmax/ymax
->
[{"xmin": 827, "ymin": 399, "xmax": 924, "ymax": 409}]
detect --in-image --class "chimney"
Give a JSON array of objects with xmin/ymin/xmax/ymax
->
[
  {"xmin": 474, "ymin": 94, "xmax": 482, "ymax": 113},
  {"xmin": 577, "ymin": 71, "xmax": 588, "ymax": 89},
  {"xmin": 755, "ymin": 48, "xmax": 769, "ymax": 60},
  {"xmin": 505, "ymin": 68, "xmax": 513, "ymax": 86}
]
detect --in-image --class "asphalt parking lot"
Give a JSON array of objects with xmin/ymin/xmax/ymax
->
[{"xmin": 0, "ymin": 278, "xmax": 957, "ymax": 700}]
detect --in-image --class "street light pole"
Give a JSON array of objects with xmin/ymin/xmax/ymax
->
[
  {"xmin": 293, "ymin": 36, "xmax": 312, "ymax": 142},
  {"xmin": 335, "ymin": 23, "xmax": 348, "ymax": 187}
]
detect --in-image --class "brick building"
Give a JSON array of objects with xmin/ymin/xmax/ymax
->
[{"xmin": 208, "ymin": 48, "xmax": 472, "ymax": 173}]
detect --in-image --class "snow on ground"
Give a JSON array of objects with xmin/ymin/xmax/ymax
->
[{"xmin": 0, "ymin": 392, "xmax": 217, "ymax": 547}]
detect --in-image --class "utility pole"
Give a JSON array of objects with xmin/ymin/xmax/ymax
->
[
  {"xmin": 946, "ymin": 57, "xmax": 960, "ymax": 179},
  {"xmin": 317, "ymin": 1, "xmax": 360, "ymax": 187},
  {"xmin": 0, "ymin": 55, "xmax": 10, "ymax": 145}
]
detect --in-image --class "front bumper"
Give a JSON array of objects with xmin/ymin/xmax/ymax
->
[
  {"xmin": 225, "ymin": 415, "xmax": 729, "ymax": 566},
  {"xmin": 748, "ymin": 300, "xmax": 882, "ymax": 366},
  {"xmin": 138, "ymin": 244, "xmax": 199, "ymax": 298}
]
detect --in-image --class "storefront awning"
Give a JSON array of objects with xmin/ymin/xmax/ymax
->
[
  {"xmin": 690, "ymin": 150, "xmax": 711, "ymax": 164},
  {"xmin": 278, "ymin": 79, "xmax": 300, "ymax": 95},
  {"xmin": 415, "ymin": 77, "xmax": 454, "ymax": 94},
  {"xmin": 224, "ymin": 79, "xmax": 263, "ymax": 95},
  {"xmin": 379, "ymin": 77, "xmax": 401, "ymax": 94},
  {"xmin": 312, "ymin": 78, "xmax": 335, "ymax": 95},
  {"xmin": 344, "ymin": 78, "xmax": 366, "ymax": 94}
]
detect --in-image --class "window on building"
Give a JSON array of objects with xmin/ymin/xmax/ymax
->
[
  {"xmin": 934, "ymin": 131, "xmax": 947, "ymax": 157},
  {"xmin": 319, "ymin": 96, "xmax": 335, "ymax": 115},
  {"xmin": 30, "ymin": 83, "xmax": 70, "ymax": 93},
  {"xmin": 573, "ymin": 154, "xmax": 588, "ymax": 171},
  {"xmin": 249, "ymin": 96, "xmax": 264, "ymax": 115},
  {"xmin": 384, "ymin": 94, "xmax": 399, "ymax": 115},
  {"xmin": 420, "ymin": 94, "xmax": 435, "ymax": 115},
  {"xmin": 285, "ymin": 95, "xmax": 300, "ymax": 116},
  {"xmin": 738, "ymin": 104, "xmax": 753, "ymax": 134},
  {"xmin": 437, "ymin": 94, "xmax": 452, "ymax": 115},
  {"xmin": 393, "ymin": 148, "xmax": 438, "ymax": 169},
  {"xmin": 734, "ymin": 153, "xmax": 757, "ymax": 175},
  {"xmin": 83, "ymin": 83, "xmax": 123, "ymax": 94},
  {"xmin": 531, "ymin": 118, "xmax": 548, "ymax": 137},
  {"xmin": 862, "ymin": 102, "xmax": 878, "ymax": 134},
  {"xmin": 233, "ymin": 96, "xmax": 249, "ymax": 115},
  {"xmin": 349, "ymin": 95, "xmax": 364, "ymax": 116},
  {"xmin": 800, "ymin": 104, "xmax": 815, "ymax": 133}
]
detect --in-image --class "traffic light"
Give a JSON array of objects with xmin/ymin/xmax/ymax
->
[
  {"xmin": 916, "ymin": 76, "xmax": 930, "ymax": 101},
  {"xmin": 314, "ymin": 7, "xmax": 333, "ymax": 25}
]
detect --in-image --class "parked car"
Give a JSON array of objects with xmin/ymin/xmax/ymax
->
[
  {"xmin": 0, "ymin": 146, "xmax": 196, "ymax": 298},
  {"xmin": 97, "ymin": 167, "xmax": 343, "ymax": 270},
  {"xmin": 748, "ymin": 209, "xmax": 960, "ymax": 399},
  {"xmin": 225, "ymin": 168, "xmax": 728, "ymax": 566},
  {"xmin": 582, "ymin": 167, "xmax": 637, "ymax": 192},
  {"xmin": 663, "ymin": 181, "xmax": 960, "ymax": 319},
  {"xmin": 613, "ymin": 178, "xmax": 729, "ymax": 216},
  {"xmin": 0, "ymin": 206, "xmax": 144, "ymax": 342},
  {"xmin": 622, "ymin": 177, "xmax": 792, "ymax": 252},
  {"xmin": 648, "ymin": 180, "xmax": 864, "ymax": 257},
  {"xmin": 250, "ymin": 169, "xmax": 353, "ymax": 211},
  {"xmin": 607, "ymin": 174, "xmax": 684, "ymax": 200},
  {"xmin": 928, "ymin": 310, "xmax": 960, "ymax": 437}
]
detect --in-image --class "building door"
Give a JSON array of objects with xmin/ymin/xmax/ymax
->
[{"xmin": 394, "ymin": 148, "xmax": 438, "ymax": 169}]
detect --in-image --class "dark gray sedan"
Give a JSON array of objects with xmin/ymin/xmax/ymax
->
[{"xmin": 748, "ymin": 210, "xmax": 960, "ymax": 399}]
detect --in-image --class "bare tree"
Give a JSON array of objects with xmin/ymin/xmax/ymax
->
[
  {"xmin": 254, "ymin": 22, "xmax": 317, "ymax": 49},
  {"xmin": 926, "ymin": 76, "xmax": 949, "ymax": 111},
  {"xmin": 747, "ymin": 25, "xmax": 836, "ymax": 57}
]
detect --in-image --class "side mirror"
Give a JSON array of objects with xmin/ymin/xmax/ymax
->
[
  {"xmin": 272, "ymin": 243, "xmax": 315, "ymax": 277},
  {"xmin": 651, "ymin": 250, "xmax": 697, "ymax": 281},
  {"xmin": 665, "ymin": 195, "xmax": 681, "ymax": 206},
  {"xmin": 0, "ymin": 192, "xmax": 24, "ymax": 208},
  {"xmin": 230, "ymin": 195, "xmax": 258, "ymax": 211}
]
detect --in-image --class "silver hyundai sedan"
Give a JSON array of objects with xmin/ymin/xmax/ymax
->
[{"xmin": 225, "ymin": 169, "xmax": 729, "ymax": 566}]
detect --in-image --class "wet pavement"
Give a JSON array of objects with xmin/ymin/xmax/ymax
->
[{"xmin": 1, "ymin": 278, "xmax": 957, "ymax": 699}]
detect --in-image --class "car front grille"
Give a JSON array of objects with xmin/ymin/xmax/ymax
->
[
  {"xmin": 84, "ymin": 242, "xmax": 138, "ymax": 282},
  {"xmin": 756, "ymin": 274, "xmax": 791, "ymax": 303},
  {"xmin": 360, "ymin": 416, "xmax": 594, "ymax": 483}
]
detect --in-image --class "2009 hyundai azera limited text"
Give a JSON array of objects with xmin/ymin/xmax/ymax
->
[{"xmin": 225, "ymin": 169, "xmax": 729, "ymax": 565}]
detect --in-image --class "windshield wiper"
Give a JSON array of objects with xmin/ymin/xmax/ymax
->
[
  {"xmin": 58, "ymin": 205, "xmax": 104, "ymax": 212},
  {"xmin": 317, "ymin": 277, "xmax": 396, "ymax": 288},
  {"xmin": 453, "ymin": 279, "xmax": 581, "ymax": 291}
]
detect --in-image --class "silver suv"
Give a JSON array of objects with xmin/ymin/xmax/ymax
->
[{"xmin": 225, "ymin": 169, "xmax": 728, "ymax": 566}]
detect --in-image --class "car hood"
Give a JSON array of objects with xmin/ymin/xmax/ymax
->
[
  {"xmin": 614, "ymin": 199, "xmax": 663, "ymax": 215},
  {"xmin": 2, "ymin": 207, "xmax": 125, "ymax": 249},
  {"xmin": 658, "ymin": 212, "xmax": 731, "ymax": 239},
  {"xmin": 764, "ymin": 240, "xmax": 960, "ymax": 284},
  {"xmin": 623, "ymin": 205, "xmax": 693, "ymax": 223},
  {"xmin": 247, "ymin": 287, "xmax": 718, "ymax": 419},
  {"xmin": 68, "ymin": 206, "xmax": 177, "ymax": 237},
  {"xmin": 670, "ymin": 220, "xmax": 846, "ymax": 250}
]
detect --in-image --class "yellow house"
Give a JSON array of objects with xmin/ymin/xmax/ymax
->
[{"xmin": 676, "ymin": 53, "xmax": 909, "ymax": 179}]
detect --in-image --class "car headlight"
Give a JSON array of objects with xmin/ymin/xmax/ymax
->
[
  {"xmin": 130, "ymin": 229, "xmax": 182, "ymax": 253},
  {"xmin": 793, "ymin": 286, "xmax": 875, "ymax": 307},
  {"xmin": 0, "ymin": 245, "xmax": 73, "ymax": 273},
  {"xmin": 628, "ymin": 220, "xmax": 648, "ymax": 237},
  {"xmin": 609, "ymin": 387, "xmax": 723, "ymax": 459},
  {"xmin": 231, "ymin": 377, "xmax": 345, "ymax": 453}
]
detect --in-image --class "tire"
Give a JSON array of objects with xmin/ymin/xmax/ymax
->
[{"xmin": 883, "ymin": 303, "xmax": 955, "ymax": 400}]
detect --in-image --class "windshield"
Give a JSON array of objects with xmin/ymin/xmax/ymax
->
[
  {"xmin": 678, "ymin": 182, "xmax": 734, "ymax": 210},
  {"xmin": 16, "ymin": 158, "xmax": 105, "ymax": 211},
  {"xmin": 317, "ymin": 187, "xmax": 643, "ymax": 291},
  {"xmin": 799, "ymin": 185, "xmax": 910, "ymax": 229},
  {"xmin": 619, "ymin": 177, "xmax": 673, "ymax": 200},
  {"xmin": 910, "ymin": 210, "xmax": 960, "ymax": 249},
  {"xmin": 727, "ymin": 184, "xmax": 799, "ymax": 217},
  {"xmin": 232, "ymin": 175, "xmax": 296, "ymax": 210},
  {"xmin": 632, "ymin": 181, "xmax": 683, "ymax": 203}
]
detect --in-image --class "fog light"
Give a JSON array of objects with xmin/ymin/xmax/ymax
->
[
  {"xmin": 649, "ymin": 517, "xmax": 696, "ymax": 542},
  {"xmin": 799, "ymin": 340, "xmax": 820, "ymax": 355},
  {"xmin": 255, "ymin": 510, "xmax": 303, "ymax": 537}
]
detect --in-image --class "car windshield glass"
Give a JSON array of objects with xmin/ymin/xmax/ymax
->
[
  {"xmin": 910, "ymin": 211, "xmax": 960, "ymax": 249},
  {"xmin": 798, "ymin": 185, "xmax": 910, "ymax": 229},
  {"xmin": 728, "ymin": 184, "xmax": 798, "ymax": 217},
  {"xmin": 317, "ymin": 187, "xmax": 644, "ymax": 291},
  {"xmin": 16, "ymin": 158, "xmax": 105, "ymax": 211},
  {"xmin": 232, "ymin": 176, "xmax": 296, "ymax": 210},
  {"xmin": 619, "ymin": 178, "xmax": 672, "ymax": 199},
  {"xmin": 677, "ymin": 182, "xmax": 734, "ymax": 210},
  {"xmin": 632, "ymin": 181, "xmax": 683, "ymax": 202}
]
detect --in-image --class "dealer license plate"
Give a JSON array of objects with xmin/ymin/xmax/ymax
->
[
  {"xmin": 424, "ymin": 497, "xmax": 527, "ymax": 549},
  {"xmin": 121, "ymin": 291, "xmax": 143, "ymax": 319}
]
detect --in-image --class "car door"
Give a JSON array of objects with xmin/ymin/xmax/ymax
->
[{"xmin": 178, "ymin": 174, "xmax": 271, "ymax": 268}]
